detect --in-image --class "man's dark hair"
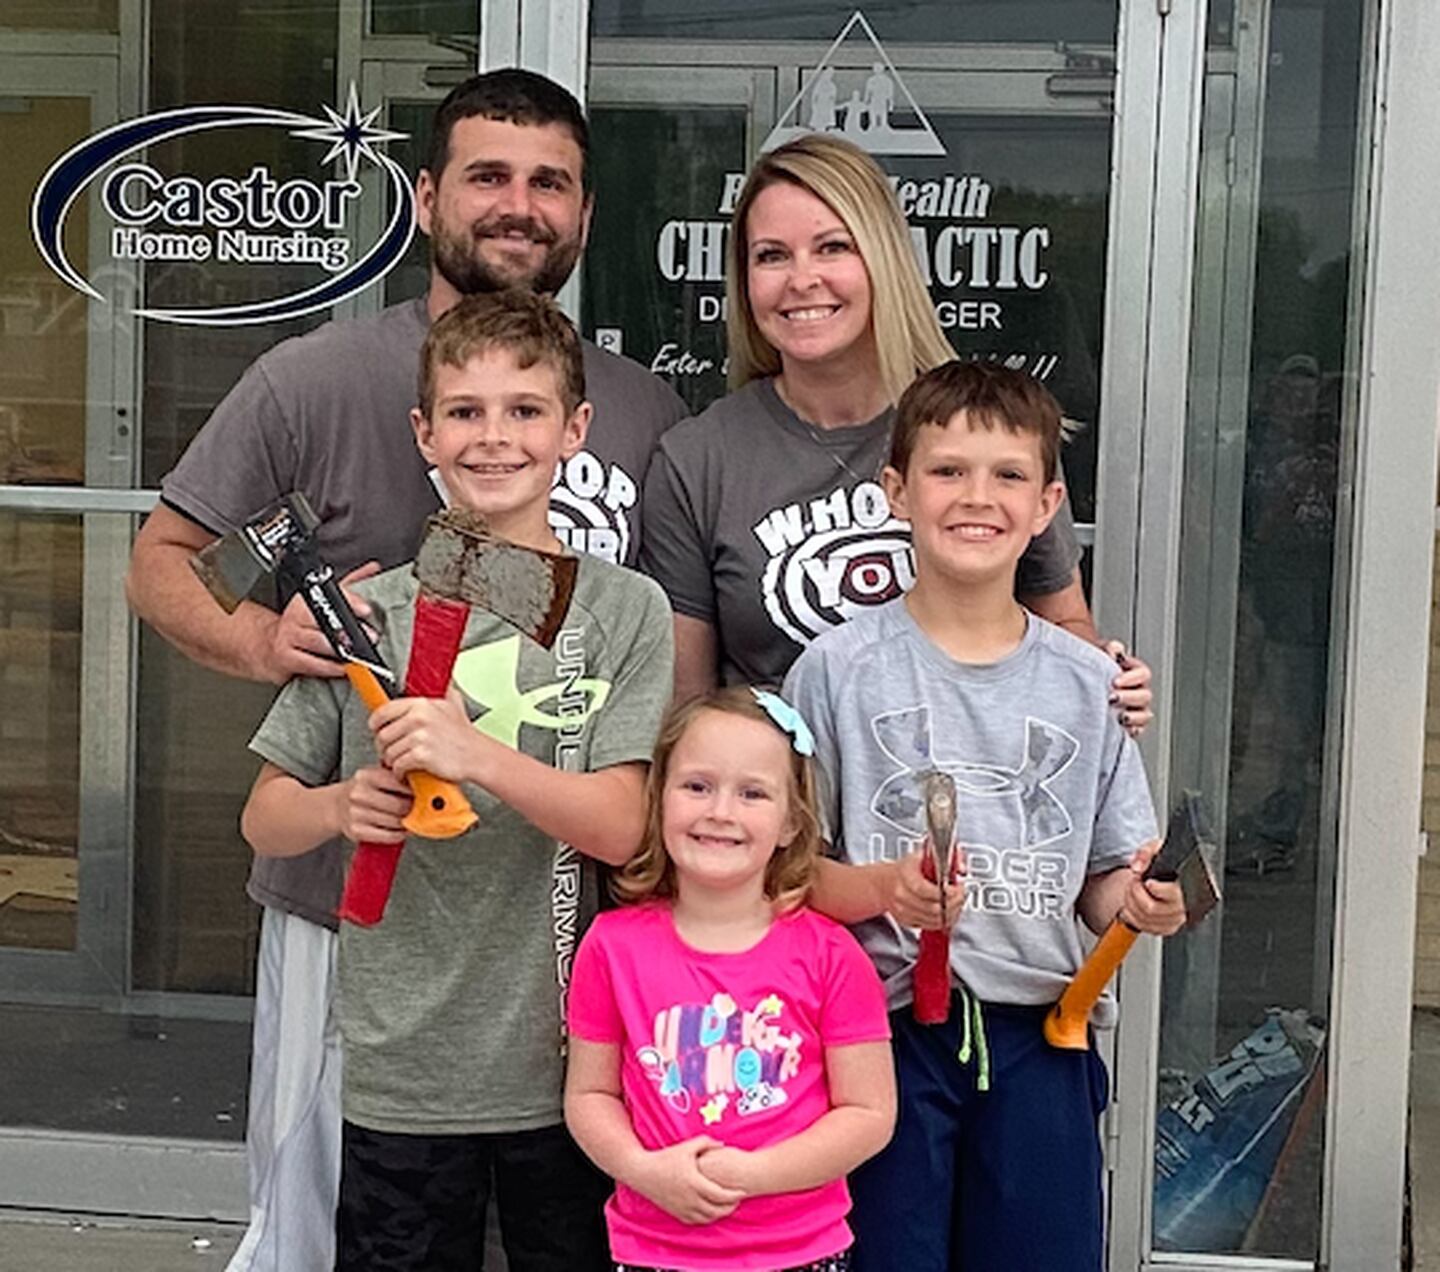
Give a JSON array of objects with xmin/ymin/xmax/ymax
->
[{"xmin": 426, "ymin": 68, "xmax": 591, "ymax": 189}]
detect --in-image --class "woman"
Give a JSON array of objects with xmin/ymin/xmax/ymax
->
[{"xmin": 641, "ymin": 133, "xmax": 1149, "ymax": 721}]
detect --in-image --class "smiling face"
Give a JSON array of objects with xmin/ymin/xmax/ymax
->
[
  {"xmin": 661, "ymin": 709, "xmax": 800, "ymax": 900},
  {"xmin": 418, "ymin": 115, "xmax": 592, "ymax": 302},
  {"xmin": 411, "ymin": 347, "xmax": 589, "ymax": 549},
  {"xmin": 743, "ymin": 180, "xmax": 876, "ymax": 375},
  {"xmin": 884, "ymin": 410, "xmax": 1065, "ymax": 588}
]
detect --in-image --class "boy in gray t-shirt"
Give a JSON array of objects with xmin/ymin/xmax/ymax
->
[
  {"xmin": 243, "ymin": 292, "xmax": 672, "ymax": 1270},
  {"xmin": 784, "ymin": 361, "xmax": 1186, "ymax": 1272}
]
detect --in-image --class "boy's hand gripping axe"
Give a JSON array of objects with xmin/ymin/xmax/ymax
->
[
  {"xmin": 190, "ymin": 494, "xmax": 477, "ymax": 883},
  {"xmin": 1043, "ymin": 790, "xmax": 1221, "ymax": 1049},
  {"xmin": 913, "ymin": 771, "xmax": 962, "ymax": 1024}
]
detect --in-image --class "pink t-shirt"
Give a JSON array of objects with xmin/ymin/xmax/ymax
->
[{"xmin": 567, "ymin": 902, "xmax": 891, "ymax": 1271}]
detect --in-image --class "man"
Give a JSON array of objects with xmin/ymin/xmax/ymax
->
[{"xmin": 126, "ymin": 69, "xmax": 685, "ymax": 1272}]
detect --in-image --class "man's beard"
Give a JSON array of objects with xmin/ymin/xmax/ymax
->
[{"xmin": 430, "ymin": 212, "xmax": 582, "ymax": 297}]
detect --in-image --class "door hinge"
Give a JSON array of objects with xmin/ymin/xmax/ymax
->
[
  {"xmin": 1103, "ymin": 1098, "xmax": 1121, "ymax": 1169},
  {"xmin": 1158, "ymin": 0, "xmax": 1173, "ymax": 16}
]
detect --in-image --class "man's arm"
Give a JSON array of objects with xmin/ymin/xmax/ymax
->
[
  {"xmin": 127, "ymin": 504, "xmax": 375, "ymax": 685},
  {"xmin": 368, "ymin": 695, "xmax": 648, "ymax": 866}
]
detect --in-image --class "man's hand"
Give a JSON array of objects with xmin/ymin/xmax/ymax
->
[
  {"xmin": 887, "ymin": 848, "xmax": 964, "ymax": 931},
  {"xmin": 626, "ymin": 1137, "xmax": 745, "ymax": 1225},
  {"xmin": 1103, "ymin": 640, "xmax": 1153, "ymax": 738},
  {"xmin": 1117, "ymin": 844, "xmax": 1187, "ymax": 935},
  {"xmin": 369, "ymin": 689, "xmax": 486, "ymax": 784},
  {"xmin": 338, "ymin": 765, "xmax": 412, "ymax": 844},
  {"xmin": 261, "ymin": 560, "xmax": 380, "ymax": 685}
]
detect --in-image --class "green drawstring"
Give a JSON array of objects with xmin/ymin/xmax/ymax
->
[{"xmin": 954, "ymin": 985, "xmax": 991, "ymax": 1093}]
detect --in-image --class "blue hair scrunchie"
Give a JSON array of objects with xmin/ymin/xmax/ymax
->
[{"xmin": 751, "ymin": 688, "xmax": 816, "ymax": 757}]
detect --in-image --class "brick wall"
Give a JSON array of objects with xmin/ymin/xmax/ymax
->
[{"xmin": 1419, "ymin": 532, "xmax": 1440, "ymax": 1007}]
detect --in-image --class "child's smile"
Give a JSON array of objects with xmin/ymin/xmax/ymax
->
[
  {"xmin": 662, "ymin": 710, "xmax": 798, "ymax": 897},
  {"xmin": 411, "ymin": 348, "xmax": 588, "ymax": 550}
]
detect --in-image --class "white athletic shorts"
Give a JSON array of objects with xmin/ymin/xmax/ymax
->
[{"xmin": 227, "ymin": 907, "xmax": 342, "ymax": 1272}]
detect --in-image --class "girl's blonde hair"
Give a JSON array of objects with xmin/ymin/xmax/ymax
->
[
  {"xmin": 614, "ymin": 687, "xmax": 823, "ymax": 913},
  {"xmin": 726, "ymin": 133, "xmax": 954, "ymax": 406}
]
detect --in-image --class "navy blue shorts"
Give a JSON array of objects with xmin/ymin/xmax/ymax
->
[
  {"xmin": 336, "ymin": 1119, "xmax": 610, "ymax": 1271},
  {"xmin": 849, "ymin": 998, "xmax": 1109, "ymax": 1272}
]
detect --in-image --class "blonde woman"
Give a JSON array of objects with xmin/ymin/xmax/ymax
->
[{"xmin": 640, "ymin": 133, "xmax": 1150, "ymax": 722}]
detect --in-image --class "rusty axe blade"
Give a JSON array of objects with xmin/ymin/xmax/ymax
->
[{"xmin": 412, "ymin": 508, "xmax": 578, "ymax": 650}]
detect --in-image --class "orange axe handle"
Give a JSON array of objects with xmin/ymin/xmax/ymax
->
[{"xmin": 1043, "ymin": 920, "xmax": 1139, "ymax": 1049}]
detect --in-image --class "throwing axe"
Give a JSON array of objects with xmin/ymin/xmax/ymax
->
[
  {"xmin": 340, "ymin": 505, "xmax": 577, "ymax": 924},
  {"xmin": 1043, "ymin": 790, "xmax": 1221, "ymax": 1050},
  {"xmin": 913, "ymin": 771, "xmax": 962, "ymax": 1024}
]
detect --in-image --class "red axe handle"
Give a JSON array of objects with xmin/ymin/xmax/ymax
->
[
  {"xmin": 339, "ymin": 595, "xmax": 474, "ymax": 926},
  {"xmin": 913, "ymin": 852, "xmax": 953, "ymax": 1024}
]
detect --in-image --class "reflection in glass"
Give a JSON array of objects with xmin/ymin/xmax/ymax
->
[
  {"xmin": 0, "ymin": 95, "xmax": 91, "ymax": 487},
  {"xmin": 1157, "ymin": 0, "xmax": 1364, "ymax": 1258},
  {"xmin": 0, "ymin": 512, "xmax": 80, "ymax": 952},
  {"xmin": 370, "ymin": 0, "xmax": 477, "ymax": 38}
]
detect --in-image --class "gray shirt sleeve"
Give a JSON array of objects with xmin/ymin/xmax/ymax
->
[
  {"xmin": 586, "ymin": 577, "xmax": 676, "ymax": 772},
  {"xmin": 162, "ymin": 358, "xmax": 298, "ymax": 535},
  {"xmin": 249, "ymin": 673, "xmax": 349, "ymax": 787},
  {"xmin": 1015, "ymin": 480, "xmax": 1083, "ymax": 596},
  {"xmin": 639, "ymin": 435, "xmax": 716, "ymax": 624}
]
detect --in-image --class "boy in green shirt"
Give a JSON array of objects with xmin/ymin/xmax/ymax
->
[{"xmin": 242, "ymin": 290, "xmax": 673, "ymax": 1271}]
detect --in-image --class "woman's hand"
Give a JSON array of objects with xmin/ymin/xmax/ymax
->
[{"xmin": 1104, "ymin": 641, "xmax": 1153, "ymax": 738}]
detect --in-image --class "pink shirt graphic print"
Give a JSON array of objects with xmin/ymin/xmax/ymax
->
[{"xmin": 568, "ymin": 903, "xmax": 890, "ymax": 1271}]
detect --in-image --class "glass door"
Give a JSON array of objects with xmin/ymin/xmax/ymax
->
[
  {"xmin": 0, "ymin": 53, "xmax": 128, "ymax": 1002},
  {"xmin": 1148, "ymin": 0, "xmax": 1372, "ymax": 1264}
]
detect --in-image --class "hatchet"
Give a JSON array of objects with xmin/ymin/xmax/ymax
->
[
  {"xmin": 1043, "ymin": 790, "xmax": 1221, "ymax": 1050},
  {"xmin": 913, "ymin": 770, "xmax": 962, "ymax": 1024},
  {"xmin": 191, "ymin": 493, "xmax": 477, "ymax": 852},
  {"xmin": 336, "ymin": 505, "xmax": 578, "ymax": 925}
]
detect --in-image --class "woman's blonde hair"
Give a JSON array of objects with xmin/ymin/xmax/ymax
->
[
  {"xmin": 726, "ymin": 133, "xmax": 954, "ymax": 406},
  {"xmin": 613, "ymin": 687, "xmax": 823, "ymax": 913}
]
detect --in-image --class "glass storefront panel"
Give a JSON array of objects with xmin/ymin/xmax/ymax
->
[
  {"xmin": 0, "ymin": 0, "xmax": 118, "ymax": 32},
  {"xmin": 1155, "ymin": 0, "xmax": 1366, "ymax": 1258},
  {"xmin": 0, "ymin": 511, "xmax": 80, "ymax": 954}
]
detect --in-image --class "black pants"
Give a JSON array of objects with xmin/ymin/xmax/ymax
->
[{"xmin": 336, "ymin": 1119, "xmax": 610, "ymax": 1271}]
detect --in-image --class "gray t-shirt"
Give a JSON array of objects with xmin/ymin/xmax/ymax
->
[
  {"xmin": 162, "ymin": 298, "xmax": 686, "ymax": 927},
  {"xmin": 640, "ymin": 377, "xmax": 1082, "ymax": 689},
  {"xmin": 250, "ymin": 556, "xmax": 673, "ymax": 1134},
  {"xmin": 783, "ymin": 600, "xmax": 1156, "ymax": 1027}
]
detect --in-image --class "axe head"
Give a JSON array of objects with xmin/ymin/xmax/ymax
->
[
  {"xmin": 922, "ymin": 770, "xmax": 959, "ymax": 926},
  {"xmin": 412, "ymin": 508, "xmax": 578, "ymax": 649},
  {"xmin": 1149, "ymin": 790, "xmax": 1222, "ymax": 929},
  {"xmin": 191, "ymin": 492, "xmax": 319, "ymax": 613}
]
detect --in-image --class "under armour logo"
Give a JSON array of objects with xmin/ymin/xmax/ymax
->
[
  {"xmin": 870, "ymin": 706, "xmax": 1077, "ymax": 848},
  {"xmin": 452, "ymin": 634, "xmax": 610, "ymax": 750}
]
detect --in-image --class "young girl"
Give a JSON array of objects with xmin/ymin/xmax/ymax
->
[{"xmin": 565, "ymin": 687, "xmax": 896, "ymax": 1272}]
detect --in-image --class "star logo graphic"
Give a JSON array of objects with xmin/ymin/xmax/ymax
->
[
  {"xmin": 291, "ymin": 83, "xmax": 407, "ymax": 184},
  {"xmin": 700, "ymin": 1095, "xmax": 729, "ymax": 1125},
  {"xmin": 757, "ymin": 993, "xmax": 784, "ymax": 1017}
]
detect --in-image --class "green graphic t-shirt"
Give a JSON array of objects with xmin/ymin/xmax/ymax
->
[{"xmin": 250, "ymin": 555, "xmax": 674, "ymax": 1134}]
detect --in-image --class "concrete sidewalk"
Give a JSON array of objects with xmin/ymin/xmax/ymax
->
[{"xmin": 0, "ymin": 1212, "xmax": 242, "ymax": 1270}]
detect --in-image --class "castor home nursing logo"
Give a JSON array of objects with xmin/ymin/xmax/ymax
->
[{"xmin": 31, "ymin": 86, "xmax": 413, "ymax": 325}]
